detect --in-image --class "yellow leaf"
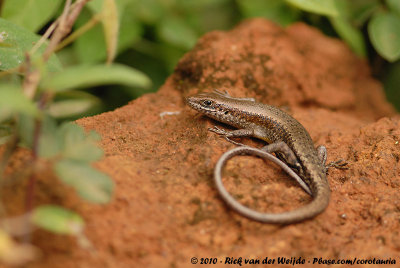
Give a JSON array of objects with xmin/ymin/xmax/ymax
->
[
  {"xmin": 0, "ymin": 229, "xmax": 40, "ymax": 265},
  {"xmin": 102, "ymin": 0, "xmax": 119, "ymax": 64}
]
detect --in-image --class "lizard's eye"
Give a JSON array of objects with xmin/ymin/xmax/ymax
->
[{"xmin": 203, "ymin": 100, "xmax": 213, "ymax": 106}]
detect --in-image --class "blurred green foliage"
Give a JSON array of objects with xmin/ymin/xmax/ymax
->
[{"xmin": 2, "ymin": 0, "xmax": 399, "ymax": 112}]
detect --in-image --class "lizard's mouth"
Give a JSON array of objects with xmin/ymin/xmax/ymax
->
[{"xmin": 185, "ymin": 96, "xmax": 216, "ymax": 113}]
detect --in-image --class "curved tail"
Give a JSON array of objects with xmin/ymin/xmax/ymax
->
[{"xmin": 214, "ymin": 146, "xmax": 330, "ymax": 224}]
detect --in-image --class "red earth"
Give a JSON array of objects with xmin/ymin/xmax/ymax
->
[{"xmin": 2, "ymin": 19, "xmax": 400, "ymax": 267}]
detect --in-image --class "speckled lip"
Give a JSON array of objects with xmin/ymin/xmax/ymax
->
[{"xmin": 185, "ymin": 96, "xmax": 199, "ymax": 111}]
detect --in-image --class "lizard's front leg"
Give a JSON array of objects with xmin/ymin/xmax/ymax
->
[{"xmin": 208, "ymin": 126, "xmax": 254, "ymax": 146}]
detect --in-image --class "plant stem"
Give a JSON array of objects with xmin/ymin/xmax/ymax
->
[
  {"xmin": 23, "ymin": 117, "xmax": 41, "ymax": 242},
  {"xmin": 43, "ymin": 0, "xmax": 91, "ymax": 61},
  {"xmin": 24, "ymin": 118, "xmax": 40, "ymax": 207},
  {"xmin": 21, "ymin": 0, "xmax": 92, "ymax": 205},
  {"xmin": 56, "ymin": 14, "xmax": 102, "ymax": 52},
  {"xmin": 0, "ymin": 134, "xmax": 19, "ymax": 181},
  {"xmin": 0, "ymin": 134, "xmax": 19, "ymax": 217}
]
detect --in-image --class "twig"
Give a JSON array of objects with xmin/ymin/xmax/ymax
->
[
  {"xmin": 17, "ymin": 0, "xmax": 93, "ymax": 240},
  {"xmin": 42, "ymin": 0, "xmax": 72, "ymax": 61},
  {"xmin": 29, "ymin": 20, "xmax": 59, "ymax": 55},
  {"xmin": 22, "ymin": 54, "xmax": 40, "ymax": 99},
  {"xmin": 24, "ymin": 0, "xmax": 92, "ymax": 100},
  {"xmin": 24, "ymin": 118, "xmax": 40, "ymax": 201},
  {"xmin": 24, "ymin": 89, "xmax": 50, "ymax": 207},
  {"xmin": 23, "ymin": 117, "xmax": 40, "ymax": 242},
  {"xmin": 29, "ymin": 0, "xmax": 85, "ymax": 55},
  {"xmin": 43, "ymin": 0, "xmax": 91, "ymax": 61},
  {"xmin": 56, "ymin": 13, "xmax": 102, "ymax": 52}
]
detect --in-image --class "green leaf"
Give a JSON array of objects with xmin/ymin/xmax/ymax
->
[
  {"xmin": 87, "ymin": 0, "xmax": 103, "ymax": 13},
  {"xmin": 133, "ymin": 0, "xmax": 166, "ymax": 24},
  {"xmin": 176, "ymin": 0, "xmax": 230, "ymax": 10},
  {"xmin": 383, "ymin": 61, "xmax": 400, "ymax": 111},
  {"xmin": 60, "ymin": 123, "xmax": 85, "ymax": 144},
  {"xmin": 72, "ymin": 8, "xmax": 104, "ymax": 63},
  {"xmin": 330, "ymin": 16, "xmax": 366, "ymax": 57},
  {"xmin": 0, "ymin": 135, "xmax": 12, "ymax": 146},
  {"xmin": 0, "ymin": 85, "xmax": 39, "ymax": 122},
  {"xmin": 20, "ymin": 115, "xmax": 102, "ymax": 159},
  {"xmin": 54, "ymin": 159, "xmax": 113, "ymax": 203},
  {"xmin": 0, "ymin": 18, "xmax": 62, "ymax": 72},
  {"xmin": 368, "ymin": 12, "xmax": 400, "ymax": 62},
  {"xmin": 333, "ymin": 0, "xmax": 379, "ymax": 27},
  {"xmin": 88, "ymin": 130, "xmax": 101, "ymax": 141},
  {"xmin": 41, "ymin": 64, "xmax": 151, "ymax": 92},
  {"xmin": 38, "ymin": 115, "xmax": 61, "ymax": 158},
  {"xmin": 31, "ymin": 205, "xmax": 84, "ymax": 235},
  {"xmin": 156, "ymin": 16, "xmax": 199, "ymax": 50},
  {"xmin": 59, "ymin": 123, "xmax": 104, "ymax": 162},
  {"xmin": 102, "ymin": 0, "xmax": 119, "ymax": 63},
  {"xmin": 64, "ymin": 141, "xmax": 104, "ymax": 162},
  {"xmin": 285, "ymin": 0, "xmax": 338, "ymax": 16},
  {"xmin": 74, "ymin": 4, "xmax": 142, "ymax": 64},
  {"xmin": 350, "ymin": 0, "xmax": 380, "ymax": 26},
  {"xmin": 86, "ymin": 0, "xmax": 120, "ymax": 63},
  {"xmin": 48, "ymin": 97, "xmax": 100, "ymax": 119},
  {"xmin": 1, "ymin": 0, "xmax": 63, "ymax": 32},
  {"xmin": 155, "ymin": 43, "xmax": 186, "ymax": 72},
  {"xmin": 236, "ymin": 0, "xmax": 300, "ymax": 26},
  {"xmin": 387, "ymin": 0, "xmax": 400, "ymax": 17},
  {"xmin": 17, "ymin": 114, "xmax": 34, "ymax": 148},
  {"xmin": 117, "ymin": 8, "xmax": 143, "ymax": 52},
  {"xmin": 0, "ymin": 124, "xmax": 13, "ymax": 144}
]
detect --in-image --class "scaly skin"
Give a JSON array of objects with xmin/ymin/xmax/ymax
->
[{"xmin": 186, "ymin": 90, "xmax": 330, "ymax": 224}]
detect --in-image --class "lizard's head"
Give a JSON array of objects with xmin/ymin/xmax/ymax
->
[
  {"xmin": 185, "ymin": 92, "xmax": 221, "ymax": 114},
  {"xmin": 185, "ymin": 90, "xmax": 253, "ymax": 125}
]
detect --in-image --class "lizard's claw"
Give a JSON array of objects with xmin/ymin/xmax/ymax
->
[
  {"xmin": 208, "ymin": 126, "xmax": 245, "ymax": 146},
  {"xmin": 208, "ymin": 126, "xmax": 229, "ymax": 136},
  {"xmin": 325, "ymin": 159, "xmax": 348, "ymax": 173}
]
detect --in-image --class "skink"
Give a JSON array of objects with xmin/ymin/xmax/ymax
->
[{"xmin": 186, "ymin": 90, "xmax": 331, "ymax": 224}]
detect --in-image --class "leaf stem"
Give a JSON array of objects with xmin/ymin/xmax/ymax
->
[
  {"xmin": 24, "ymin": 118, "xmax": 41, "ymax": 211},
  {"xmin": 20, "ymin": 0, "xmax": 92, "ymax": 217}
]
